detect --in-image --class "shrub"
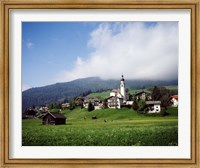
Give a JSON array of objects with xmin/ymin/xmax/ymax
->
[
  {"xmin": 132, "ymin": 100, "xmax": 139, "ymax": 111},
  {"xmin": 160, "ymin": 109, "xmax": 169, "ymax": 116},
  {"xmin": 102, "ymin": 99, "xmax": 108, "ymax": 109},
  {"xmin": 138, "ymin": 100, "xmax": 146, "ymax": 111},
  {"xmin": 69, "ymin": 99, "xmax": 75, "ymax": 110}
]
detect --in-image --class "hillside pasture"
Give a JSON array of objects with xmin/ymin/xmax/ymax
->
[
  {"xmin": 86, "ymin": 85, "xmax": 178, "ymax": 99},
  {"xmin": 22, "ymin": 107, "xmax": 178, "ymax": 146},
  {"xmin": 86, "ymin": 89, "xmax": 148, "ymax": 98},
  {"xmin": 86, "ymin": 91, "xmax": 110, "ymax": 99}
]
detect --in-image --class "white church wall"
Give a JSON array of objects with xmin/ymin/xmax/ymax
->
[
  {"xmin": 110, "ymin": 92, "xmax": 116, "ymax": 97},
  {"xmin": 126, "ymin": 101, "xmax": 133, "ymax": 105}
]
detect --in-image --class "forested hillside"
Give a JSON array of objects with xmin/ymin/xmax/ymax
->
[{"xmin": 22, "ymin": 77, "xmax": 178, "ymax": 111}]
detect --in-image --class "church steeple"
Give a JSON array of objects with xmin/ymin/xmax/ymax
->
[{"xmin": 120, "ymin": 74, "xmax": 126, "ymax": 101}]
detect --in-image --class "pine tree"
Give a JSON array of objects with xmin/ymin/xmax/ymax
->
[{"xmin": 69, "ymin": 99, "xmax": 75, "ymax": 110}]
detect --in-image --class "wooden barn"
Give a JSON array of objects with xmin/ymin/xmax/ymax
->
[{"xmin": 42, "ymin": 112, "xmax": 66, "ymax": 125}]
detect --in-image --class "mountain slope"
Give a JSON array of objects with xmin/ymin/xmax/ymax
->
[{"xmin": 22, "ymin": 77, "xmax": 178, "ymax": 111}]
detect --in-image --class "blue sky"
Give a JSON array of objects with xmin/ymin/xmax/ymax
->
[
  {"xmin": 22, "ymin": 22, "xmax": 178, "ymax": 91},
  {"xmin": 22, "ymin": 22, "xmax": 98, "ymax": 89}
]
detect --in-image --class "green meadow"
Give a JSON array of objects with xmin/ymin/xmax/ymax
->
[
  {"xmin": 22, "ymin": 107, "xmax": 178, "ymax": 146},
  {"xmin": 86, "ymin": 85, "xmax": 178, "ymax": 99},
  {"xmin": 86, "ymin": 89, "xmax": 146, "ymax": 99}
]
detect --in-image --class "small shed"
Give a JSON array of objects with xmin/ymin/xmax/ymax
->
[{"xmin": 42, "ymin": 112, "xmax": 66, "ymax": 125}]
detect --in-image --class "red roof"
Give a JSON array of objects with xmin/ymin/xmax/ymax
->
[{"xmin": 171, "ymin": 95, "xmax": 178, "ymax": 100}]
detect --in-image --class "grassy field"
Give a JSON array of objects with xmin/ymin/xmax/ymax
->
[
  {"xmin": 86, "ymin": 89, "xmax": 147, "ymax": 99},
  {"xmin": 164, "ymin": 85, "xmax": 178, "ymax": 90},
  {"xmin": 22, "ymin": 107, "xmax": 178, "ymax": 146},
  {"xmin": 86, "ymin": 85, "xmax": 178, "ymax": 99},
  {"xmin": 86, "ymin": 90, "xmax": 110, "ymax": 99}
]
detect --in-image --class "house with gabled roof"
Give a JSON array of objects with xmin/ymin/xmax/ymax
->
[
  {"xmin": 146, "ymin": 101, "xmax": 161, "ymax": 113},
  {"xmin": 83, "ymin": 97, "xmax": 101, "ymax": 108},
  {"xmin": 168, "ymin": 95, "xmax": 178, "ymax": 107},
  {"xmin": 42, "ymin": 112, "xmax": 66, "ymax": 125},
  {"xmin": 105, "ymin": 96, "xmax": 123, "ymax": 109},
  {"xmin": 135, "ymin": 91, "xmax": 152, "ymax": 100}
]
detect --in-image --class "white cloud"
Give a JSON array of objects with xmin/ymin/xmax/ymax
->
[
  {"xmin": 22, "ymin": 83, "xmax": 31, "ymax": 91},
  {"xmin": 26, "ymin": 41, "xmax": 34, "ymax": 49},
  {"xmin": 56, "ymin": 22, "xmax": 178, "ymax": 82}
]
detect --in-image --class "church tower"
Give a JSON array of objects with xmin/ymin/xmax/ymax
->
[{"xmin": 120, "ymin": 75, "xmax": 126, "ymax": 101}]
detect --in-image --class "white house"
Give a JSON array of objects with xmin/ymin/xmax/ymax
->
[
  {"xmin": 168, "ymin": 95, "xmax": 178, "ymax": 107},
  {"xmin": 146, "ymin": 101, "xmax": 161, "ymax": 113},
  {"xmin": 83, "ymin": 98, "xmax": 101, "ymax": 109},
  {"xmin": 110, "ymin": 89, "xmax": 123, "ymax": 99},
  {"xmin": 126, "ymin": 101, "xmax": 134, "ymax": 105},
  {"xmin": 39, "ymin": 106, "xmax": 48, "ymax": 112},
  {"xmin": 61, "ymin": 103, "xmax": 70, "ymax": 109},
  {"xmin": 106, "ymin": 96, "xmax": 123, "ymax": 109}
]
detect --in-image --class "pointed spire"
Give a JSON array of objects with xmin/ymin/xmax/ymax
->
[{"xmin": 121, "ymin": 74, "xmax": 124, "ymax": 81}]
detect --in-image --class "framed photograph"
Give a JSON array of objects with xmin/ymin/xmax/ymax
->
[{"xmin": 1, "ymin": 0, "xmax": 199, "ymax": 167}]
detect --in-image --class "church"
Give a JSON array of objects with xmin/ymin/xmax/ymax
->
[{"xmin": 106, "ymin": 75, "xmax": 129, "ymax": 109}]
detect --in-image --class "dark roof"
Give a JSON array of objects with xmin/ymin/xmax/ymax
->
[
  {"xmin": 84, "ymin": 97, "xmax": 100, "ymax": 102},
  {"xmin": 75, "ymin": 97, "xmax": 84, "ymax": 101},
  {"xmin": 146, "ymin": 101, "xmax": 161, "ymax": 105},
  {"xmin": 104, "ymin": 96, "xmax": 114, "ymax": 100},
  {"xmin": 134, "ymin": 91, "xmax": 151, "ymax": 96},
  {"xmin": 111, "ymin": 89, "xmax": 119, "ymax": 93},
  {"xmin": 105, "ymin": 96, "xmax": 123, "ymax": 100},
  {"xmin": 43, "ymin": 112, "xmax": 66, "ymax": 119}
]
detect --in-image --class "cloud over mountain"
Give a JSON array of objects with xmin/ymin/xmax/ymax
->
[{"xmin": 56, "ymin": 22, "xmax": 178, "ymax": 82}]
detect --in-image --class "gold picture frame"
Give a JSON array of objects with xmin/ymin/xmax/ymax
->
[{"xmin": 0, "ymin": 0, "xmax": 199, "ymax": 167}]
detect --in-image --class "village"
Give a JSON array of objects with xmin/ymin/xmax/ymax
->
[{"xmin": 23, "ymin": 75, "xmax": 178, "ymax": 125}]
